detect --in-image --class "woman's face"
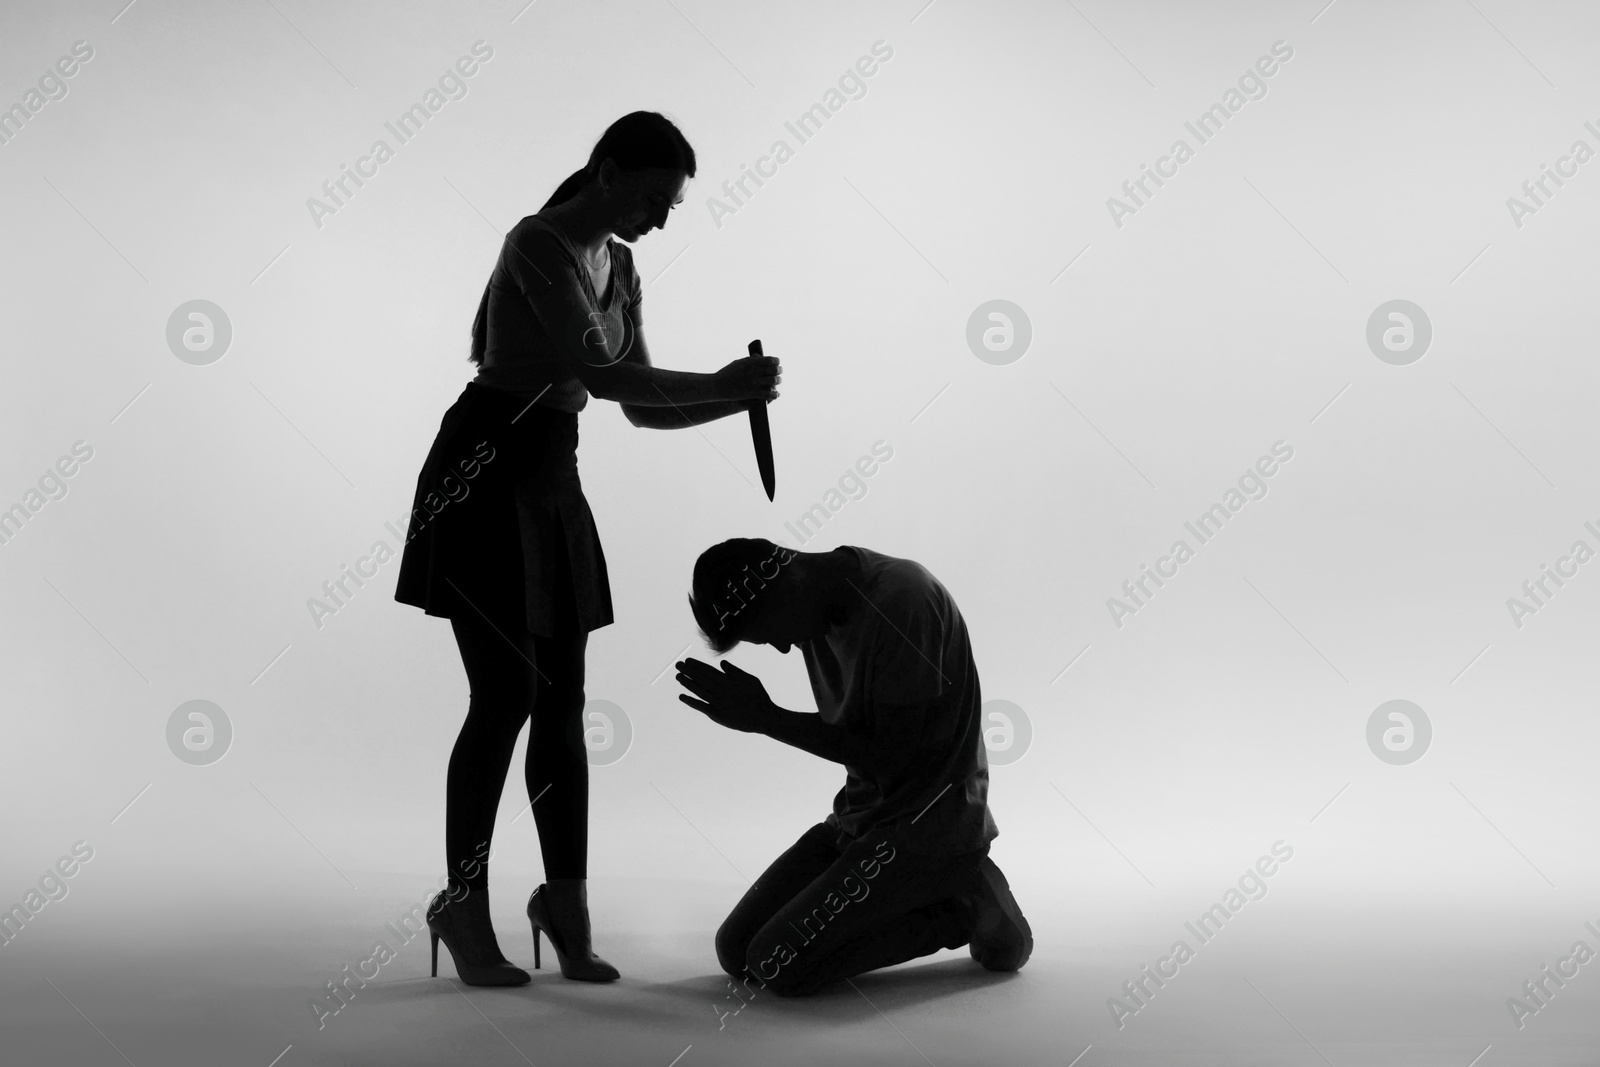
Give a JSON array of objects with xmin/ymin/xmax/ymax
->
[{"xmin": 604, "ymin": 165, "xmax": 688, "ymax": 242}]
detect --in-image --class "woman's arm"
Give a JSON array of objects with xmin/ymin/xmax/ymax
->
[
  {"xmin": 507, "ymin": 227, "xmax": 775, "ymax": 407},
  {"xmin": 615, "ymin": 319, "xmax": 762, "ymax": 428},
  {"xmin": 623, "ymin": 398, "xmax": 753, "ymax": 429}
]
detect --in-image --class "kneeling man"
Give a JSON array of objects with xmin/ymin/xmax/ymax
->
[{"xmin": 676, "ymin": 539, "xmax": 1031, "ymax": 997}]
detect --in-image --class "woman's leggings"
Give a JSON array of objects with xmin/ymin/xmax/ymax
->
[{"xmin": 446, "ymin": 613, "xmax": 589, "ymax": 891}]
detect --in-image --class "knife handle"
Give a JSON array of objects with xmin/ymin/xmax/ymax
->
[{"xmin": 748, "ymin": 339, "xmax": 766, "ymax": 407}]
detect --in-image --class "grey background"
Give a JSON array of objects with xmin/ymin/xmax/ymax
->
[{"xmin": 2, "ymin": 1, "xmax": 1597, "ymax": 1064}]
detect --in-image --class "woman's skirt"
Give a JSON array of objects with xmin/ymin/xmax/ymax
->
[{"xmin": 394, "ymin": 382, "xmax": 613, "ymax": 637}]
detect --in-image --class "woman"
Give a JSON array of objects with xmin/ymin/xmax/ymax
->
[{"xmin": 395, "ymin": 111, "xmax": 781, "ymax": 986}]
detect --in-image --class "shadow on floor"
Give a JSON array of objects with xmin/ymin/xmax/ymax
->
[
  {"xmin": 353, "ymin": 954, "xmax": 1024, "ymax": 1030},
  {"xmin": 651, "ymin": 955, "xmax": 1025, "ymax": 1026}
]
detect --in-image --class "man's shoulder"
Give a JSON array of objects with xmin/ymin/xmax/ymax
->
[
  {"xmin": 850, "ymin": 547, "xmax": 952, "ymax": 622},
  {"xmin": 852, "ymin": 545, "xmax": 933, "ymax": 586}
]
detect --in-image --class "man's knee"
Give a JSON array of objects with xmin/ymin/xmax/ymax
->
[
  {"xmin": 737, "ymin": 940, "xmax": 819, "ymax": 997},
  {"xmin": 759, "ymin": 955, "xmax": 826, "ymax": 997},
  {"xmin": 715, "ymin": 917, "xmax": 750, "ymax": 978},
  {"xmin": 762, "ymin": 968, "xmax": 810, "ymax": 997}
]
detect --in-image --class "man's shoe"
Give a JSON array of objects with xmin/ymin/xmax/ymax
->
[{"xmin": 967, "ymin": 857, "xmax": 1032, "ymax": 972}]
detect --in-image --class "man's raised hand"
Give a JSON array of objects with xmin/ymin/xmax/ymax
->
[{"xmin": 675, "ymin": 657, "xmax": 775, "ymax": 734}]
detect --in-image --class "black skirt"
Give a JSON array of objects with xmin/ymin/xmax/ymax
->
[{"xmin": 394, "ymin": 382, "xmax": 613, "ymax": 637}]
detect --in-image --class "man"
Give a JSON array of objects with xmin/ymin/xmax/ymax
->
[{"xmin": 676, "ymin": 538, "xmax": 1031, "ymax": 997}]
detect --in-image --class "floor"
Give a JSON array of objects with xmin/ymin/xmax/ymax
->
[{"xmin": 4, "ymin": 864, "xmax": 1597, "ymax": 1067}]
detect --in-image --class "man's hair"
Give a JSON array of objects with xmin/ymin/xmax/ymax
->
[{"xmin": 687, "ymin": 538, "xmax": 797, "ymax": 654}]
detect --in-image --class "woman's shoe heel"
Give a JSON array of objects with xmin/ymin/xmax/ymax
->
[
  {"xmin": 426, "ymin": 892, "xmax": 531, "ymax": 987},
  {"xmin": 526, "ymin": 882, "xmax": 619, "ymax": 982}
]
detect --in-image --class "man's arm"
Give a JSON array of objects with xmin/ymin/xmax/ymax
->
[
  {"xmin": 676, "ymin": 657, "xmax": 902, "ymax": 776},
  {"xmin": 757, "ymin": 704, "xmax": 899, "ymax": 776}
]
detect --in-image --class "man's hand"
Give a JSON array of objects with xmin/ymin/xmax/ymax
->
[{"xmin": 675, "ymin": 657, "xmax": 776, "ymax": 734}]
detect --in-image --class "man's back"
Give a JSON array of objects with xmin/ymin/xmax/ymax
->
[{"xmin": 800, "ymin": 546, "xmax": 998, "ymax": 855}]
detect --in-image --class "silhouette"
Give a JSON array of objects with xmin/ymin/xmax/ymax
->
[
  {"xmin": 395, "ymin": 112, "xmax": 782, "ymax": 986},
  {"xmin": 678, "ymin": 539, "xmax": 1032, "ymax": 997}
]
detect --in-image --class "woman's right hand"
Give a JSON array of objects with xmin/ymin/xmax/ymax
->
[{"xmin": 713, "ymin": 354, "xmax": 782, "ymax": 403}]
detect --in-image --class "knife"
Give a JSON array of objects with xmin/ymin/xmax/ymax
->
[{"xmin": 747, "ymin": 339, "xmax": 775, "ymax": 501}]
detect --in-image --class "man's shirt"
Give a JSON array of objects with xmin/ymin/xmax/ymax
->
[{"xmin": 800, "ymin": 546, "xmax": 998, "ymax": 856}]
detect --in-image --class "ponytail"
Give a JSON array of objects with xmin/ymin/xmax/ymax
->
[{"xmin": 540, "ymin": 166, "xmax": 592, "ymax": 211}]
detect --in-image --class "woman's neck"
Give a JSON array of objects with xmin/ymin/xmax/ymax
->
[{"xmin": 543, "ymin": 191, "xmax": 613, "ymax": 259}]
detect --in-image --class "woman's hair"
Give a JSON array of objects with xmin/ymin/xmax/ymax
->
[
  {"xmin": 688, "ymin": 538, "xmax": 797, "ymax": 654},
  {"xmin": 468, "ymin": 111, "xmax": 696, "ymax": 365},
  {"xmin": 541, "ymin": 110, "xmax": 696, "ymax": 210}
]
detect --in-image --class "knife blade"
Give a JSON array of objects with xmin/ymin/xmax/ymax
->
[{"xmin": 747, "ymin": 338, "xmax": 775, "ymax": 501}]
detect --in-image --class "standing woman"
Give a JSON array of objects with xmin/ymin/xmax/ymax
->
[{"xmin": 396, "ymin": 111, "xmax": 780, "ymax": 986}]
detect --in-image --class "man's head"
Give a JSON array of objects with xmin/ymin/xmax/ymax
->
[{"xmin": 688, "ymin": 539, "xmax": 804, "ymax": 654}]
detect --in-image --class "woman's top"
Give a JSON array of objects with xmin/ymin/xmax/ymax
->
[{"xmin": 471, "ymin": 214, "xmax": 642, "ymax": 411}]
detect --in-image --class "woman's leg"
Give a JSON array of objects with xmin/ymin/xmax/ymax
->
[
  {"xmin": 520, "ymin": 627, "xmax": 622, "ymax": 979},
  {"xmin": 525, "ymin": 630, "xmax": 589, "ymax": 878},
  {"xmin": 447, "ymin": 614, "xmax": 539, "ymax": 892}
]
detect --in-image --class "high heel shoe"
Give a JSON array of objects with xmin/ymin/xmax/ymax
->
[
  {"xmin": 526, "ymin": 880, "xmax": 620, "ymax": 982},
  {"xmin": 427, "ymin": 889, "xmax": 531, "ymax": 987}
]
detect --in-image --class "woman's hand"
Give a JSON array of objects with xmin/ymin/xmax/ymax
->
[
  {"xmin": 712, "ymin": 354, "xmax": 781, "ymax": 403},
  {"xmin": 676, "ymin": 657, "xmax": 776, "ymax": 733}
]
